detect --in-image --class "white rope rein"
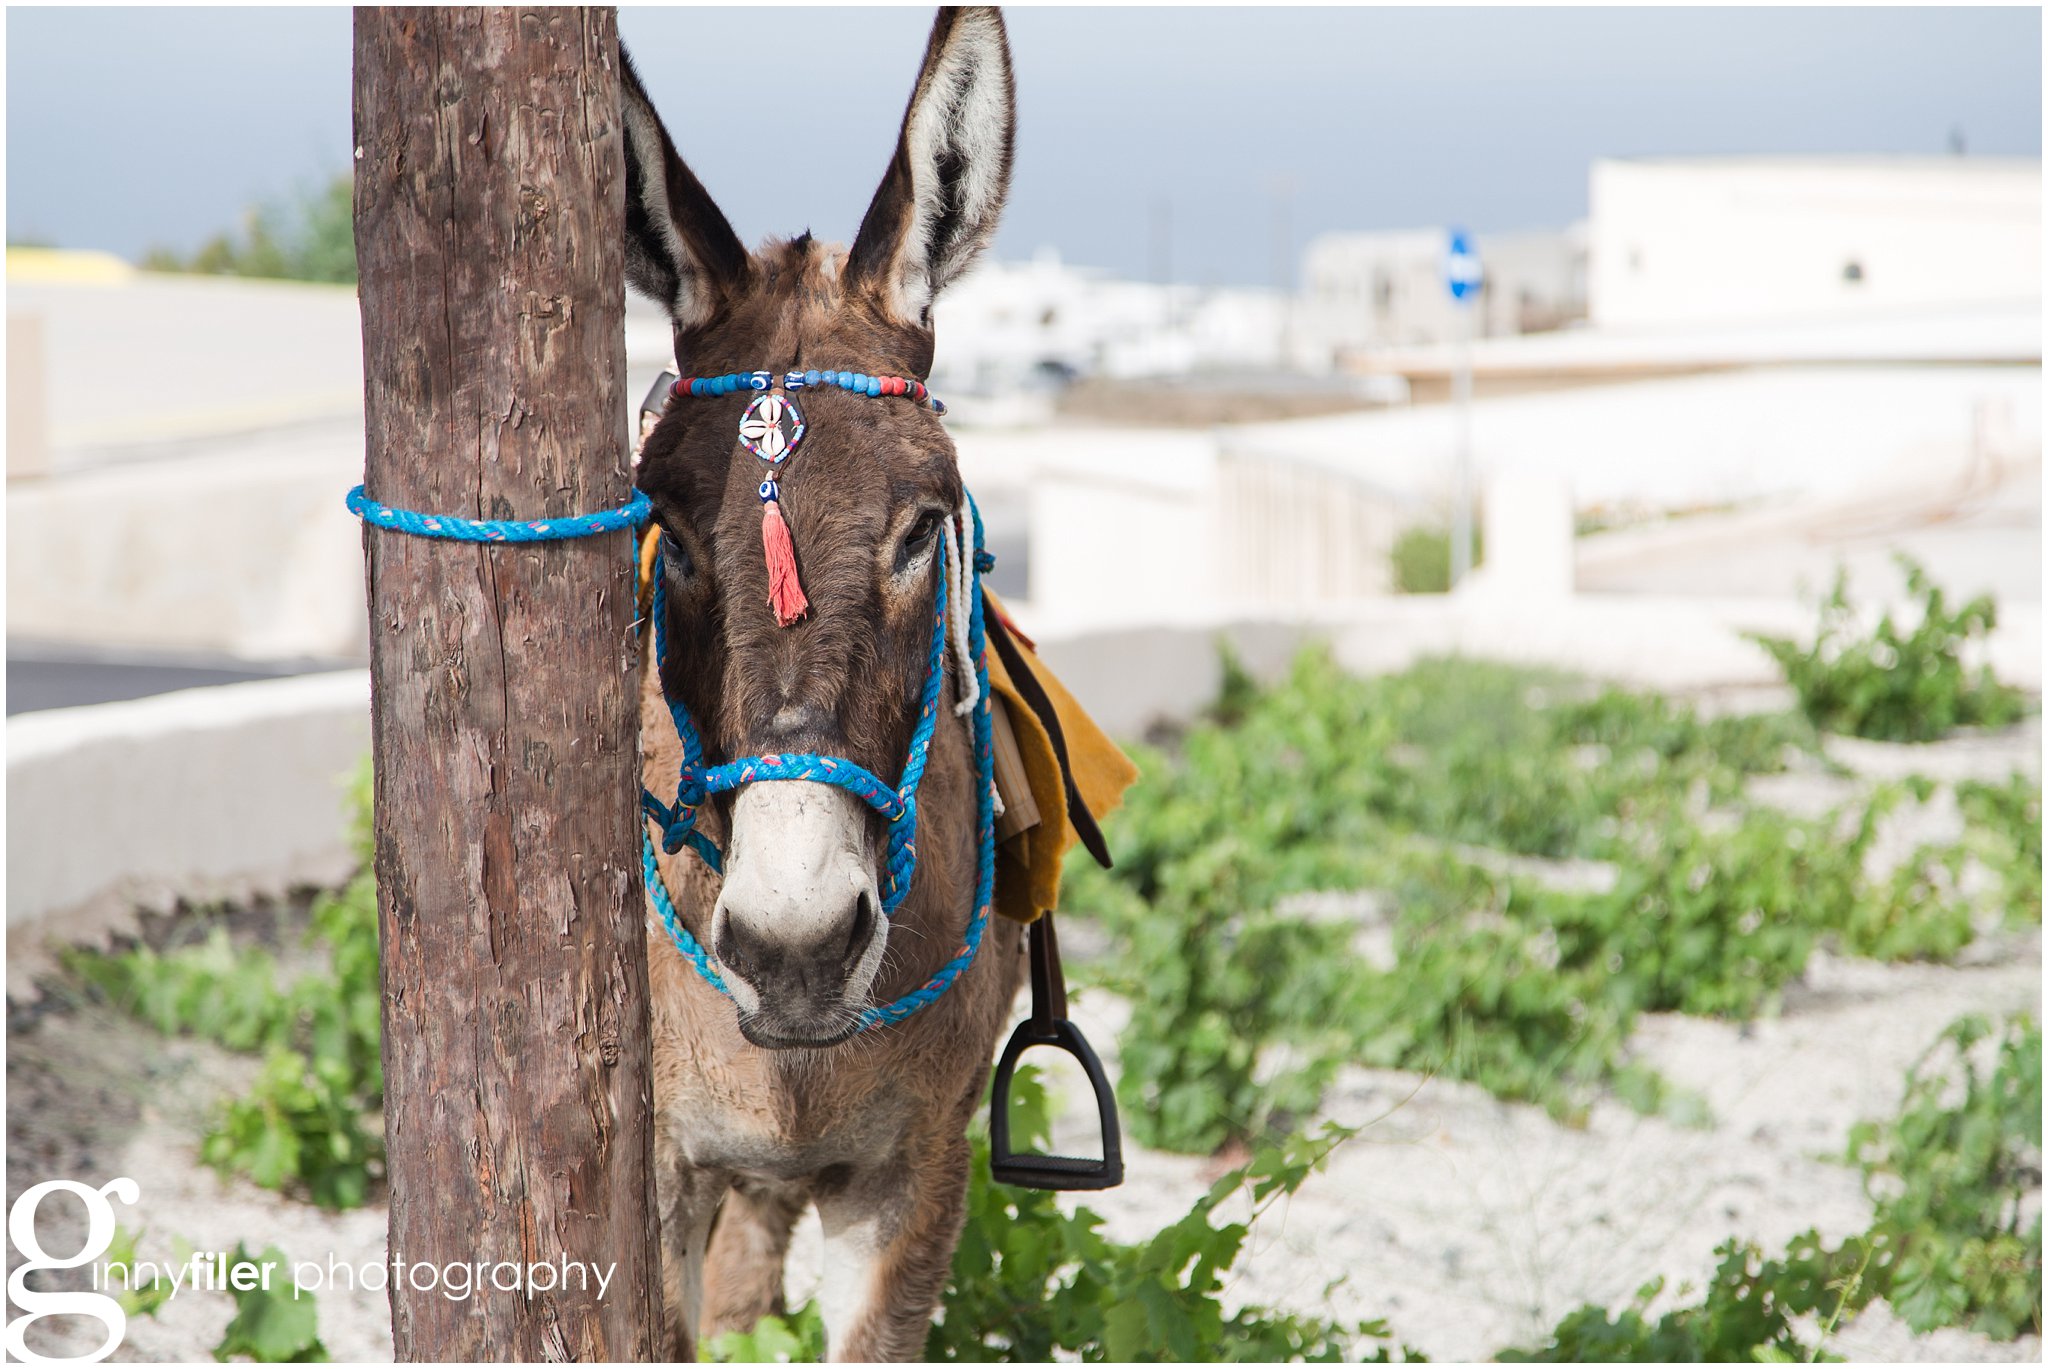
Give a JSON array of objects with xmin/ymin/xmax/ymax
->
[
  {"xmin": 946, "ymin": 498, "xmax": 980, "ymax": 719},
  {"xmin": 943, "ymin": 498, "xmax": 1001, "ymax": 818}
]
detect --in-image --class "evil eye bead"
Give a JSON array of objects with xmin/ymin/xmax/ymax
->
[
  {"xmin": 757, "ymin": 478, "xmax": 778, "ymax": 502},
  {"xmin": 748, "ymin": 371, "xmax": 773, "ymax": 391}
]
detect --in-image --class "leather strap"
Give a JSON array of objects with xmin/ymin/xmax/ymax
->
[
  {"xmin": 1027, "ymin": 912, "xmax": 1068, "ymax": 1034},
  {"xmin": 982, "ymin": 592, "xmax": 1114, "ymax": 872}
]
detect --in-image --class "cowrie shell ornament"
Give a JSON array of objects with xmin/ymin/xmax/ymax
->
[{"xmin": 738, "ymin": 392, "xmax": 805, "ymax": 463}]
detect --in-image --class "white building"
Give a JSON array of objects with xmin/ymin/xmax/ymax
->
[
  {"xmin": 1299, "ymin": 226, "xmax": 1587, "ymax": 364},
  {"xmin": 1588, "ymin": 156, "xmax": 2041, "ymax": 328},
  {"xmin": 927, "ymin": 249, "xmax": 1289, "ymax": 392}
]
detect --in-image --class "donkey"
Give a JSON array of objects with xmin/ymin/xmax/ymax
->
[{"xmin": 620, "ymin": 9, "xmax": 1025, "ymax": 1361}]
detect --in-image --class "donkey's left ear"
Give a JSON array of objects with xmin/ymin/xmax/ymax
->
[{"xmin": 845, "ymin": 6, "xmax": 1016, "ymax": 325}]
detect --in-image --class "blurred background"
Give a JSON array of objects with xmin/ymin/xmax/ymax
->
[
  {"xmin": 5, "ymin": 6, "xmax": 2039, "ymax": 704},
  {"xmin": 6, "ymin": 7, "xmax": 2042, "ymax": 1363}
]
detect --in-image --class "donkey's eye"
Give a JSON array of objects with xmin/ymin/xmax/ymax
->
[
  {"xmin": 660, "ymin": 531, "xmax": 695, "ymax": 583},
  {"xmin": 902, "ymin": 509, "xmax": 945, "ymax": 559}
]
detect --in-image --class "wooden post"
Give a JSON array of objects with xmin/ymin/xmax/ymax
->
[{"xmin": 353, "ymin": 8, "xmax": 661, "ymax": 1360}]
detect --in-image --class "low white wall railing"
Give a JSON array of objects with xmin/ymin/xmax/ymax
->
[
  {"xmin": 9, "ymin": 596, "xmax": 2037, "ymax": 994},
  {"xmin": 6, "ymin": 672, "xmax": 370, "ymax": 994}
]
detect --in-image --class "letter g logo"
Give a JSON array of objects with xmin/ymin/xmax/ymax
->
[{"xmin": 6, "ymin": 1178, "xmax": 139, "ymax": 1365}]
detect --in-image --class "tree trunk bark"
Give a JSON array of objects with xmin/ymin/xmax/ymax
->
[{"xmin": 353, "ymin": 8, "xmax": 660, "ymax": 1360}]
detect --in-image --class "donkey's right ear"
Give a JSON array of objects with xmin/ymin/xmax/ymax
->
[{"xmin": 618, "ymin": 44, "xmax": 749, "ymax": 330}]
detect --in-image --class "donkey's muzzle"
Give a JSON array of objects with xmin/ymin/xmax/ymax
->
[
  {"xmin": 716, "ymin": 887, "xmax": 879, "ymax": 1046},
  {"xmin": 712, "ymin": 781, "xmax": 887, "ymax": 1047}
]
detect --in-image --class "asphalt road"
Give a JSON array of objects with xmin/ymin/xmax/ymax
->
[{"xmin": 5, "ymin": 651, "xmax": 342, "ymax": 716}]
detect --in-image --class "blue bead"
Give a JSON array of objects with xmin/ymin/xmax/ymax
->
[
  {"xmin": 805, "ymin": 369, "xmax": 822, "ymax": 387},
  {"xmin": 719, "ymin": 375, "xmax": 736, "ymax": 394},
  {"xmin": 866, "ymin": 376, "xmax": 882, "ymax": 397},
  {"xmin": 837, "ymin": 371, "xmax": 853, "ymax": 388}
]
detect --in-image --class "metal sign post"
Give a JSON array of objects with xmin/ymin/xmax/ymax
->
[{"xmin": 1445, "ymin": 228, "xmax": 1483, "ymax": 588}]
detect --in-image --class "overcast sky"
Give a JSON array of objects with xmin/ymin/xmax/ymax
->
[{"xmin": 7, "ymin": 6, "xmax": 2040, "ymax": 286}]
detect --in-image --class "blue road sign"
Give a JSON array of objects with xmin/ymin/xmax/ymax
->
[{"xmin": 1445, "ymin": 228, "xmax": 1483, "ymax": 303}]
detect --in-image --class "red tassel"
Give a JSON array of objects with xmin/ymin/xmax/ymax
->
[{"xmin": 761, "ymin": 497, "xmax": 809, "ymax": 627}]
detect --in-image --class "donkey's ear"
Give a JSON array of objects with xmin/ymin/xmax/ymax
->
[
  {"xmin": 618, "ymin": 43, "xmax": 750, "ymax": 330},
  {"xmin": 845, "ymin": 7, "xmax": 1016, "ymax": 325}
]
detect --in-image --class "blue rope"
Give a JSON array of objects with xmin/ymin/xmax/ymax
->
[
  {"xmin": 349, "ymin": 478, "xmax": 995, "ymax": 1032},
  {"xmin": 346, "ymin": 485, "xmax": 650, "ymax": 541}
]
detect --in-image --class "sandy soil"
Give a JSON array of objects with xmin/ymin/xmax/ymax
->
[{"xmin": 8, "ymin": 729, "xmax": 2039, "ymax": 1363}]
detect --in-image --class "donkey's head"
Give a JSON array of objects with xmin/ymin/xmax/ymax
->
[{"xmin": 625, "ymin": 9, "xmax": 1014, "ymax": 1048}]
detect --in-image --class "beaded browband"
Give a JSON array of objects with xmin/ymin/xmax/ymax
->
[
  {"xmin": 673, "ymin": 368, "xmax": 945, "ymax": 415},
  {"xmin": 668, "ymin": 366, "xmax": 948, "ymax": 627}
]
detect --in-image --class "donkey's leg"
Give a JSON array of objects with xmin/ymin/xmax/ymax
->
[
  {"xmin": 812, "ymin": 1134, "xmax": 973, "ymax": 1362},
  {"xmin": 655, "ymin": 1149, "xmax": 729, "ymax": 1362},
  {"xmin": 701, "ymin": 1178, "xmax": 807, "ymax": 1340}
]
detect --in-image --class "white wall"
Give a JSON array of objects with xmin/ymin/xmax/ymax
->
[
  {"xmin": 7, "ymin": 673, "xmax": 370, "ymax": 936},
  {"xmin": 1589, "ymin": 157, "xmax": 2042, "ymax": 329},
  {"xmin": 8, "ymin": 441, "xmax": 370, "ymax": 660}
]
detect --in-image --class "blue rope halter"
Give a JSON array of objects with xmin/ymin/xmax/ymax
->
[
  {"xmin": 347, "ymin": 379, "xmax": 994, "ymax": 1032},
  {"xmin": 641, "ymin": 501, "xmax": 994, "ymax": 1028}
]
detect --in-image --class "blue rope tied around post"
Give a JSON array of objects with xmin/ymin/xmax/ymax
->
[
  {"xmin": 346, "ymin": 484, "xmax": 651, "ymax": 541},
  {"xmin": 348, "ymin": 480, "xmax": 995, "ymax": 1032}
]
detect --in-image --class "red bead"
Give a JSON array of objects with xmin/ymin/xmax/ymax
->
[{"xmin": 887, "ymin": 376, "xmax": 905, "ymax": 395}]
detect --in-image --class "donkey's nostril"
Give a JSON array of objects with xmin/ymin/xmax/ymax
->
[
  {"xmin": 715, "ymin": 923, "xmax": 770, "ymax": 988},
  {"xmin": 841, "ymin": 888, "xmax": 878, "ymax": 970}
]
